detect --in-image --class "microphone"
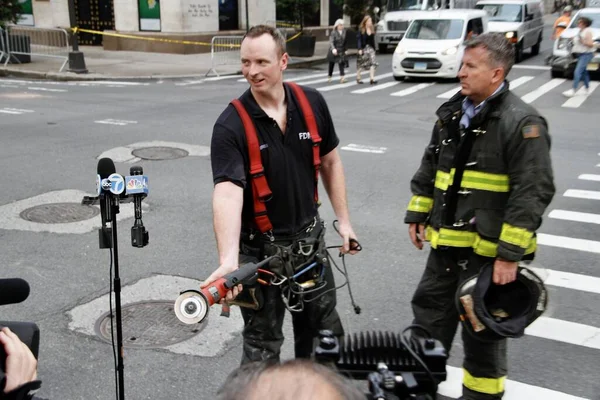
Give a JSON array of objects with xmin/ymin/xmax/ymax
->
[
  {"xmin": 97, "ymin": 158, "xmax": 116, "ymax": 226},
  {"xmin": 127, "ymin": 166, "xmax": 149, "ymax": 248},
  {"xmin": 0, "ymin": 278, "xmax": 30, "ymax": 306}
]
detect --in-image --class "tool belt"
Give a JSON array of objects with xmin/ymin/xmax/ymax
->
[{"xmin": 232, "ymin": 217, "xmax": 329, "ymax": 311}]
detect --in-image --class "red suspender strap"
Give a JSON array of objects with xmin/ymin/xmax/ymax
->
[
  {"xmin": 286, "ymin": 82, "xmax": 322, "ymax": 204},
  {"xmin": 230, "ymin": 99, "xmax": 273, "ymax": 233}
]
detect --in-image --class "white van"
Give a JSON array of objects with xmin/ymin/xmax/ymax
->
[
  {"xmin": 392, "ymin": 9, "xmax": 488, "ymax": 80},
  {"xmin": 475, "ymin": 0, "xmax": 544, "ymax": 62}
]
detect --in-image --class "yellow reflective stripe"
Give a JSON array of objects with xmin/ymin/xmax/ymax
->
[
  {"xmin": 463, "ymin": 368, "xmax": 506, "ymax": 395},
  {"xmin": 407, "ymin": 195, "xmax": 434, "ymax": 213},
  {"xmin": 434, "ymin": 169, "xmax": 455, "ymax": 191},
  {"xmin": 434, "ymin": 169, "xmax": 509, "ymax": 193},
  {"xmin": 427, "ymin": 228, "xmax": 537, "ymax": 257},
  {"xmin": 461, "ymin": 171, "xmax": 509, "ymax": 192},
  {"xmin": 499, "ymin": 223, "xmax": 534, "ymax": 249}
]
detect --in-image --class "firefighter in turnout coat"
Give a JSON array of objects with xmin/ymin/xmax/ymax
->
[{"xmin": 404, "ymin": 33, "xmax": 555, "ymax": 400}]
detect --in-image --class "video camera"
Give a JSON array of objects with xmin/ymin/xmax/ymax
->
[
  {"xmin": 0, "ymin": 278, "xmax": 40, "ymax": 392},
  {"xmin": 313, "ymin": 327, "xmax": 447, "ymax": 400}
]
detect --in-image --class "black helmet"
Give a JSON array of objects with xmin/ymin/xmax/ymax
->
[{"xmin": 456, "ymin": 262, "xmax": 547, "ymax": 342}]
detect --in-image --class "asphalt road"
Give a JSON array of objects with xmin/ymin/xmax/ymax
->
[{"xmin": 1, "ymin": 27, "xmax": 600, "ymax": 400}]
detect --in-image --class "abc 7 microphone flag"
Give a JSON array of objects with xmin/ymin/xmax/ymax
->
[{"xmin": 98, "ymin": 174, "xmax": 147, "ymax": 196}]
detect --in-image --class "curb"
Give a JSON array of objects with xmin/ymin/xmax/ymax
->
[{"xmin": 0, "ymin": 67, "xmax": 244, "ymax": 82}]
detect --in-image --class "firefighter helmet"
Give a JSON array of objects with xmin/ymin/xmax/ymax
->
[{"xmin": 456, "ymin": 262, "xmax": 548, "ymax": 342}]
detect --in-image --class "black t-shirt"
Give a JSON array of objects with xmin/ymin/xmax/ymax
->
[{"xmin": 211, "ymin": 83, "xmax": 340, "ymax": 236}]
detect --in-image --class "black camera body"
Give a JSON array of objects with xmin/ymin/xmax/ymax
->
[
  {"xmin": 313, "ymin": 329, "xmax": 448, "ymax": 400},
  {"xmin": 0, "ymin": 321, "xmax": 40, "ymax": 388}
]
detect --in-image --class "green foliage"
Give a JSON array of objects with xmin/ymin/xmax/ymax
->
[{"xmin": 0, "ymin": 0, "xmax": 22, "ymax": 29}]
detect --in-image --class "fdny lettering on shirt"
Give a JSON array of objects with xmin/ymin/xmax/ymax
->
[{"xmin": 298, "ymin": 132, "xmax": 311, "ymax": 140}]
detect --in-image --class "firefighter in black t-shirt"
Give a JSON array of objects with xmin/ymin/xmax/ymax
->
[{"xmin": 203, "ymin": 25, "xmax": 360, "ymax": 365}]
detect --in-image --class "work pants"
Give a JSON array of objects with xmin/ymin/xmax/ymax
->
[
  {"xmin": 411, "ymin": 248, "xmax": 507, "ymax": 400},
  {"xmin": 234, "ymin": 225, "xmax": 344, "ymax": 365}
]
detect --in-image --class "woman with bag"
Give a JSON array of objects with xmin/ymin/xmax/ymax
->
[
  {"xmin": 563, "ymin": 17, "xmax": 596, "ymax": 97},
  {"xmin": 327, "ymin": 19, "xmax": 348, "ymax": 83},
  {"xmin": 356, "ymin": 15, "xmax": 379, "ymax": 85}
]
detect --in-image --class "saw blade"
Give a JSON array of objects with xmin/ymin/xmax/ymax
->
[{"xmin": 174, "ymin": 290, "xmax": 208, "ymax": 325}]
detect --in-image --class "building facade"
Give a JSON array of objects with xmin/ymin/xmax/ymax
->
[{"xmin": 18, "ymin": 0, "xmax": 343, "ymax": 42}]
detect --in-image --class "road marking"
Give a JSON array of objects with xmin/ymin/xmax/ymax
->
[
  {"xmin": 317, "ymin": 73, "xmax": 393, "ymax": 92},
  {"xmin": 579, "ymin": 173, "xmax": 600, "ymax": 181},
  {"xmin": 390, "ymin": 82, "xmax": 436, "ymax": 97},
  {"xmin": 341, "ymin": 143, "xmax": 387, "ymax": 154},
  {"xmin": 512, "ymin": 64, "xmax": 552, "ymax": 70},
  {"xmin": 549, "ymin": 209, "xmax": 600, "ymax": 225},
  {"xmin": 531, "ymin": 267, "xmax": 600, "ymax": 295},
  {"xmin": 304, "ymin": 73, "xmax": 358, "ymax": 86},
  {"xmin": 521, "ymin": 78, "xmax": 565, "ymax": 104},
  {"xmin": 564, "ymin": 189, "xmax": 600, "ymax": 200},
  {"xmin": 73, "ymin": 80, "xmax": 149, "ymax": 86},
  {"xmin": 562, "ymin": 82, "xmax": 600, "ymax": 108},
  {"xmin": 94, "ymin": 119, "xmax": 138, "ymax": 126},
  {"xmin": 285, "ymin": 72, "xmax": 334, "ymax": 82},
  {"xmin": 351, "ymin": 81, "xmax": 399, "ymax": 94},
  {"xmin": 27, "ymin": 87, "xmax": 67, "ymax": 92},
  {"xmin": 0, "ymin": 107, "xmax": 34, "ymax": 114},
  {"xmin": 436, "ymin": 75, "xmax": 534, "ymax": 99},
  {"xmin": 439, "ymin": 366, "xmax": 588, "ymax": 399},
  {"xmin": 526, "ymin": 316, "xmax": 600, "ymax": 350},
  {"xmin": 537, "ymin": 233, "xmax": 600, "ymax": 254},
  {"xmin": 0, "ymin": 84, "xmax": 19, "ymax": 88},
  {"xmin": 0, "ymin": 78, "xmax": 33, "ymax": 84}
]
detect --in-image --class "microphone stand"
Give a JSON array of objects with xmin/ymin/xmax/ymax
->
[{"xmin": 108, "ymin": 194, "xmax": 126, "ymax": 400}]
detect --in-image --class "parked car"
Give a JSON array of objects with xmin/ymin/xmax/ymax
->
[{"xmin": 392, "ymin": 9, "xmax": 488, "ymax": 80}]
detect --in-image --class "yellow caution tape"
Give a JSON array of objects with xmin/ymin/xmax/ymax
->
[{"xmin": 71, "ymin": 28, "xmax": 303, "ymax": 47}]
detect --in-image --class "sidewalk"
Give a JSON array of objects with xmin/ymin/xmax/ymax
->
[
  {"xmin": 0, "ymin": 40, "xmax": 340, "ymax": 81},
  {"xmin": 0, "ymin": 15, "xmax": 556, "ymax": 82}
]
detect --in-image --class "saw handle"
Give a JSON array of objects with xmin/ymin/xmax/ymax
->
[{"xmin": 199, "ymin": 258, "xmax": 274, "ymax": 306}]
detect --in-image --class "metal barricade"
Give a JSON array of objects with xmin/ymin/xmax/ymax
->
[
  {"xmin": 206, "ymin": 35, "xmax": 243, "ymax": 77},
  {"xmin": 3, "ymin": 25, "xmax": 70, "ymax": 72},
  {"xmin": 0, "ymin": 28, "xmax": 7, "ymax": 65}
]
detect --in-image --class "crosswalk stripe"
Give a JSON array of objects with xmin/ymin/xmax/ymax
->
[
  {"xmin": 526, "ymin": 316, "xmax": 600, "ymax": 350},
  {"xmin": 564, "ymin": 189, "xmax": 600, "ymax": 200},
  {"xmin": 512, "ymin": 64, "xmax": 552, "ymax": 71},
  {"xmin": 531, "ymin": 267, "xmax": 600, "ymax": 295},
  {"xmin": 27, "ymin": 87, "xmax": 67, "ymax": 93},
  {"xmin": 436, "ymin": 76, "xmax": 535, "ymax": 99},
  {"xmin": 562, "ymin": 82, "xmax": 600, "ymax": 108},
  {"xmin": 308, "ymin": 73, "xmax": 359, "ymax": 86},
  {"xmin": 521, "ymin": 78, "xmax": 566, "ymax": 104},
  {"xmin": 0, "ymin": 109, "xmax": 22, "ymax": 114},
  {"xmin": 351, "ymin": 81, "xmax": 399, "ymax": 94},
  {"xmin": 437, "ymin": 86, "xmax": 460, "ymax": 99},
  {"xmin": 317, "ymin": 73, "xmax": 393, "ymax": 92},
  {"xmin": 390, "ymin": 82, "xmax": 435, "ymax": 97},
  {"xmin": 438, "ymin": 366, "xmax": 587, "ymax": 399},
  {"xmin": 285, "ymin": 72, "xmax": 335, "ymax": 82},
  {"xmin": 549, "ymin": 209, "xmax": 600, "ymax": 225},
  {"xmin": 3, "ymin": 108, "xmax": 34, "ymax": 112},
  {"xmin": 537, "ymin": 233, "xmax": 600, "ymax": 254},
  {"xmin": 579, "ymin": 173, "xmax": 600, "ymax": 181}
]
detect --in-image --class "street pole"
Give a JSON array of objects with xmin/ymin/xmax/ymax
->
[
  {"xmin": 245, "ymin": 0, "xmax": 249, "ymax": 32},
  {"xmin": 67, "ymin": 0, "xmax": 88, "ymax": 73}
]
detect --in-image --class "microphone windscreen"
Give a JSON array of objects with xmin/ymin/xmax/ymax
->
[
  {"xmin": 129, "ymin": 166, "xmax": 143, "ymax": 175},
  {"xmin": 97, "ymin": 158, "xmax": 116, "ymax": 179},
  {"xmin": 0, "ymin": 278, "xmax": 30, "ymax": 306}
]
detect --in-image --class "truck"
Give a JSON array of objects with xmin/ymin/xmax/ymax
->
[{"xmin": 375, "ymin": 0, "xmax": 479, "ymax": 53}]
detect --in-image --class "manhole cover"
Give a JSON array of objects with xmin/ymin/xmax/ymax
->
[
  {"xmin": 131, "ymin": 146, "xmax": 189, "ymax": 160},
  {"xmin": 20, "ymin": 203, "xmax": 99, "ymax": 224},
  {"xmin": 95, "ymin": 301, "xmax": 205, "ymax": 348}
]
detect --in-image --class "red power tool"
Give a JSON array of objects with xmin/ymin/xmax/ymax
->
[{"xmin": 174, "ymin": 257, "xmax": 274, "ymax": 325}]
